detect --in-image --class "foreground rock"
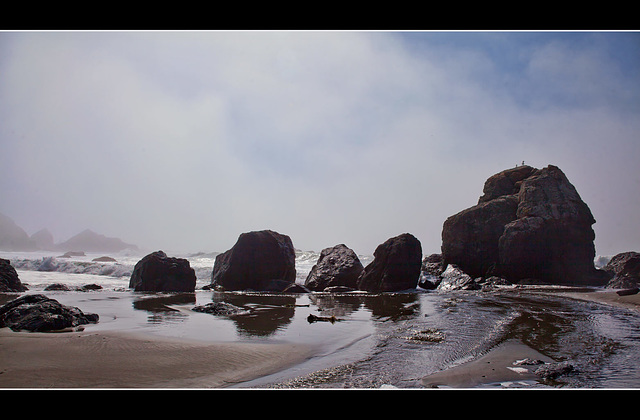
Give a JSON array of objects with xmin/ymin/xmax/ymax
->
[
  {"xmin": 129, "ymin": 251, "xmax": 196, "ymax": 292},
  {"xmin": 0, "ymin": 258, "xmax": 27, "ymax": 292},
  {"xmin": 603, "ymin": 252, "xmax": 640, "ymax": 289},
  {"xmin": 211, "ymin": 230, "xmax": 296, "ymax": 292},
  {"xmin": 442, "ymin": 165, "xmax": 609, "ymax": 286},
  {"xmin": 304, "ymin": 244, "xmax": 363, "ymax": 291},
  {"xmin": 437, "ymin": 264, "xmax": 481, "ymax": 291},
  {"xmin": 356, "ymin": 233, "xmax": 422, "ymax": 293},
  {"xmin": 0, "ymin": 294, "xmax": 99, "ymax": 332}
]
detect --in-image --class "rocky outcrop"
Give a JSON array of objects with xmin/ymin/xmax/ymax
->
[
  {"xmin": 356, "ymin": 233, "xmax": 422, "ymax": 293},
  {"xmin": 304, "ymin": 244, "xmax": 364, "ymax": 291},
  {"xmin": 129, "ymin": 251, "xmax": 197, "ymax": 292},
  {"xmin": 442, "ymin": 165, "xmax": 609, "ymax": 286},
  {"xmin": 437, "ymin": 264, "xmax": 481, "ymax": 291},
  {"xmin": 211, "ymin": 230, "xmax": 296, "ymax": 292},
  {"xmin": 0, "ymin": 294, "xmax": 99, "ymax": 332},
  {"xmin": 603, "ymin": 252, "xmax": 640, "ymax": 289},
  {"xmin": 0, "ymin": 258, "xmax": 27, "ymax": 292}
]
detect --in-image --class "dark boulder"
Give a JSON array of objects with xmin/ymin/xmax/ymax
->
[
  {"xmin": 603, "ymin": 252, "xmax": 640, "ymax": 289},
  {"xmin": 129, "ymin": 251, "xmax": 196, "ymax": 292},
  {"xmin": 442, "ymin": 165, "xmax": 609, "ymax": 286},
  {"xmin": 0, "ymin": 294, "xmax": 99, "ymax": 332},
  {"xmin": 418, "ymin": 254, "xmax": 444, "ymax": 290},
  {"xmin": 356, "ymin": 233, "xmax": 422, "ymax": 293},
  {"xmin": 304, "ymin": 244, "xmax": 363, "ymax": 292},
  {"xmin": 0, "ymin": 258, "xmax": 27, "ymax": 292},
  {"xmin": 211, "ymin": 230, "xmax": 296, "ymax": 292}
]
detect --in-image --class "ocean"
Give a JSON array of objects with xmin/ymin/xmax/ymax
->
[{"xmin": 2, "ymin": 249, "xmax": 640, "ymax": 389}]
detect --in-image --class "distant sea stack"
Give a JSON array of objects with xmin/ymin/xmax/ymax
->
[
  {"xmin": 211, "ymin": 230, "xmax": 296, "ymax": 292},
  {"xmin": 441, "ymin": 165, "xmax": 609, "ymax": 286},
  {"xmin": 0, "ymin": 212, "xmax": 37, "ymax": 251},
  {"xmin": 56, "ymin": 229, "xmax": 138, "ymax": 253}
]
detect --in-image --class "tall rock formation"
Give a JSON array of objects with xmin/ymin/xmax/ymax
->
[{"xmin": 441, "ymin": 165, "xmax": 609, "ymax": 286}]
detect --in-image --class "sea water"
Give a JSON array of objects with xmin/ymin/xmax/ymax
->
[{"xmin": 2, "ymin": 250, "xmax": 640, "ymax": 389}]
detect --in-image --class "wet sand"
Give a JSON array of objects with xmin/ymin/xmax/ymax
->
[
  {"xmin": 421, "ymin": 289, "xmax": 640, "ymax": 389},
  {"xmin": 0, "ymin": 329, "xmax": 315, "ymax": 388}
]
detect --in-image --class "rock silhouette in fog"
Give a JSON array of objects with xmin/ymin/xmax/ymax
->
[
  {"xmin": 357, "ymin": 233, "xmax": 422, "ymax": 293},
  {"xmin": 129, "ymin": 251, "xmax": 196, "ymax": 292},
  {"xmin": 211, "ymin": 230, "xmax": 296, "ymax": 292},
  {"xmin": 304, "ymin": 244, "xmax": 363, "ymax": 291},
  {"xmin": 442, "ymin": 165, "xmax": 609, "ymax": 285}
]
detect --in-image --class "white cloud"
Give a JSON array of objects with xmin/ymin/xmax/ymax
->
[{"xmin": 1, "ymin": 31, "xmax": 638, "ymax": 256}]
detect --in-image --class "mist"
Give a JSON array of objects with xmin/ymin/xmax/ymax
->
[{"xmin": 1, "ymin": 31, "xmax": 638, "ymax": 257}]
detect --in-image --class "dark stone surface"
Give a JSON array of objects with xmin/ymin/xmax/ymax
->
[
  {"xmin": 0, "ymin": 294, "xmax": 99, "ymax": 332},
  {"xmin": 211, "ymin": 230, "xmax": 296, "ymax": 292},
  {"xmin": 129, "ymin": 251, "xmax": 196, "ymax": 292},
  {"xmin": 356, "ymin": 233, "xmax": 422, "ymax": 293},
  {"xmin": 442, "ymin": 165, "xmax": 609, "ymax": 286},
  {"xmin": 304, "ymin": 244, "xmax": 363, "ymax": 292},
  {"xmin": 0, "ymin": 258, "xmax": 27, "ymax": 292}
]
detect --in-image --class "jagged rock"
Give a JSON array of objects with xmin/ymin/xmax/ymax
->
[
  {"xmin": 129, "ymin": 251, "xmax": 196, "ymax": 292},
  {"xmin": 437, "ymin": 264, "xmax": 481, "ymax": 291},
  {"xmin": 534, "ymin": 361, "xmax": 575, "ymax": 380},
  {"xmin": 604, "ymin": 252, "xmax": 640, "ymax": 289},
  {"xmin": 211, "ymin": 230, "xmax": 296, "ymax": 292},
  {"xmin": 304, "ymin": 244, "xmax": 363, "ymax": 292},
  {"xmin": 419, "ymin": 254, "xmax": 445, "ymax": 290},
  {"xmin": 356, "ymin": 233, "xmax": 422, "ymax": 293},
  {"xmin": 442, "ymin": 165, "xmax": 609, "ymax": 286},
  {"xmin": 0, "ymin": 258, "xmax": 27, "ymax": 292},
  {"xmin": 0, "ymin": 294, "xmax": 99, "ymax": 332}
]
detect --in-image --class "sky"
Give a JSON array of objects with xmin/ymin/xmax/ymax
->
[{"xmin": 1, "ymin": 30, "xmax": 638, "ymax": 256}]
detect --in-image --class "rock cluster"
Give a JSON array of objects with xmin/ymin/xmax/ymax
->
[
  {"xmin": 441, "ymin": 165, "xmax": 609, "ymax": 286},
  {"xmin": 0, "ymin": 294, "xmax": 99, "ymax": 332}
]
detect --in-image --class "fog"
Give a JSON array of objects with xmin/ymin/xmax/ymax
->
[{"xmin": 1, "ymin": 31, "xmax": 638, "ymax": 256}]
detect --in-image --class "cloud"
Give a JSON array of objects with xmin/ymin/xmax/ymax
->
[{"xmin": 1, "ymin": 31, "xmax": 638, "ymax": 256}]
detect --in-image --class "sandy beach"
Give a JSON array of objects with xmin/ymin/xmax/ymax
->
[
  {"xmin": 0, "ymin": 329, "xmax": 314, "ymax": 388},
  {"xmin": 1, "ymin": 288, "xmax": 638, "ymax": 389}
]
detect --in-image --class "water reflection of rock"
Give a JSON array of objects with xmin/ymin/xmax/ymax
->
[
  {"xmin": 307, "ymin": 293, "xmax": 363, "ymax": 318},
  {"xmin": 210, "ymin": 292, "xmax": 297, "ymax": 337},
  {"xmin": 362, "ymin": 293, "xmax": 421, "ymax": 321},
  {"xmin": 132, "ymin": 293, "xmax": 196, "ymax": 324}
]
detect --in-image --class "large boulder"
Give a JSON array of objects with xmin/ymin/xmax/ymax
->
[
  {"xmin": 129, "ymin": 251, "xmax": 196, "ymax": 292},
  {"xmin": 211, "ymin": 230, "xmax": 296, "ymax": 292},
  {"xmin": 0, "ymin": 258, "xmax": 27, "ymax": 292},
  {"xmin": 0, "ymin": 294, "xmax": 99, "ymax": 332},
  {"xmin": 442, "ymin": 165, "xmax": 608, "ymax": 286},
  {"xmin": 304, "ymin": 244, "xmax": 364, "ymax": 291},
  {"xmin": 603, "ymin": 252, "xmax": 640, "ymax": 289},
  {"xmin": 356, "ymin": 233, "xmax": 422, "ymax": 293}
]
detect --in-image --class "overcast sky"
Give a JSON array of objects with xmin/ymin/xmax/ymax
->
[{"xmin": 1, "ymin": 31, "xmax": 638, "ymax": 256}]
